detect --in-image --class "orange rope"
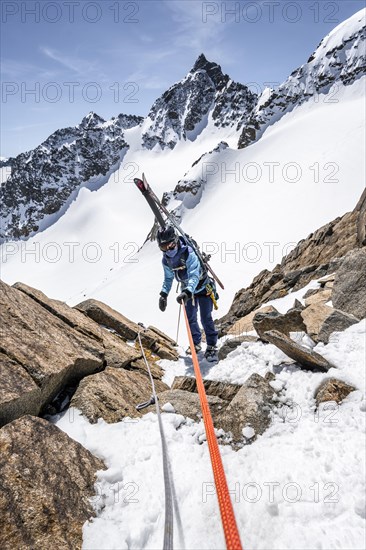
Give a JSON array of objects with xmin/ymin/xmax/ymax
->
[{"xmin": 182, "ymin": 303, "xmax": 243, "ymax": 550}]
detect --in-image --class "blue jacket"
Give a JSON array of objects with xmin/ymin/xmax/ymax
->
[{"xmin": 161, "ymin": 237, "xmax": 207, "ymax": 296}]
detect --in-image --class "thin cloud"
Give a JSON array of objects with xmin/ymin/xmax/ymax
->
[{"xmin": 40, "ymin": 47, "xmax": 97, "ymax": 76}]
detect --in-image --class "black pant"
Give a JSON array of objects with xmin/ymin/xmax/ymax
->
[{"xmin": 185, "ymin": 294, "xmax": 218, "ymax": 347}]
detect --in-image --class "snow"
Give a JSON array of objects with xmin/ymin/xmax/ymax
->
[
  {"xmin": 54, "ymin": 320, "xmax": 366, "ymax": 550},
  {"xmin": 311, "ymin": 8, "xmax": 366, "ymax": 63}
]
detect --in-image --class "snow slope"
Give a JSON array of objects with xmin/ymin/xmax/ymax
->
[
  {"xmin": 54, "ymin": 319, "xmax": 366, "ymax": 550},
  {"xmin": 2, "ymin": 77, "xmax": 363, "ymax": 343}
]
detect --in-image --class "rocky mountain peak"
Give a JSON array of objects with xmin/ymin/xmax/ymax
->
[
  {"xmin": 80, "ymin": 111, "xmax": 106, "ymax": 129},
  {"xmin": 142, "ymin": 55, "xmax": 256, "ymax": 150},
  {"xmin": 190, "ymin": 53, "xmax": 228, "ymax": 90}
]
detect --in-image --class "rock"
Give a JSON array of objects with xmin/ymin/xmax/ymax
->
[
  {"xmin": 304, "ymin": 288, "xmax": 332, "ymax": 307},
  {"xmin": 218, "ymin": 336, "xmax": 259, "ymax": 360},
  {"xmin": 0, "ymin": 415, "xmax": 104, "ymax": 549},
  {"xmin": 264, "ymin": 330, "xmax": 333, "ymax": 372},
  {"xmin": 332, "ymin": 249, "xmax": 366, "ymax": 319},
  {"xmin": 301, "ymin": 303, "xmax": 334, "ymax": 341},
  {"xmin": 75, "ymin": 299, "xmax": 179, "ymax": 360},
  {"xmin": 0, "ymin": 281, "xmax": 104, "ymax": 424},
  {"xmin": 171, "ymin": 376, "xmax": 241, "ymax": 402},
  {"xmin": 317, "ymin": 310, "xmax": 360, "ymax": 344},
  {"xmin": 70, "ymin": 367, "xmax": 169, "ymax": 424},
  {"xmin": 0, "ymin": 352, "xmax": 41, "ymax": 427},
  {"xmin": 13, "ymin": 282, "xmax": 140, "ymax": 368},
  {"xmin": 155, "ymin": 389, "xmax": 227, "ymax": 422},
  {"xmin": 253, "ymin": 308, "xmax": 306, "ymax": 341},
  {"xmin": 147, "ymin": 325, "xmax": 176, "ymax": 347},
  {"xmin": 315, "ymin": 378, "xmax": 356, "ymax": 407},
  {"xmin": 293, "ymin": 299, "xmax": 305, "ymax": 310},
  {"xmin": 218, "ymin": 374, "xmax": 276, "ymax": 442},
  {"xmin": 317, "ymin": 273, "xmax": 336, "ymax": 285},
  {"xmin": 228, "ymin": 305, "xmax": 277, "ymax": 336},
  {"xmin": 356, "ymin": 187, "xmax": 366, "ymax": 246}
]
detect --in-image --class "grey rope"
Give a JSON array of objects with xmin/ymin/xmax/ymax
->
[
  {"xmin": 137, "ymin": 326, "xmax": 185, "ymax": 550},
  {"xmin": 176, "ymin": 305, "xmax": 181, "ymax": 346}
]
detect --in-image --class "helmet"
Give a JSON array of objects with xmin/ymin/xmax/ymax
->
[{"xmin": 157, "ymin": 225, "xmax": 178, "ymax": 250}]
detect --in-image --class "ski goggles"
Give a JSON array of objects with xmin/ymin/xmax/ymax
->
[{"xmin": 159, "ymin": 240, "xmax": 177, "ymax": 251}]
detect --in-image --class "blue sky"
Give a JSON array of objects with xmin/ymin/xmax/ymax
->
[{"xmin": 1, "ymin": 0, "xmax": 364, "ymax": 157}]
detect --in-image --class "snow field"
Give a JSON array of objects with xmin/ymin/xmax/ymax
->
[{"xmin": 55, "ymin": 320, "xmax": 366, "ymax": 550}]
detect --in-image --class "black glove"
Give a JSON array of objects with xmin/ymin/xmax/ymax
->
[
  {"xmin": 176, "ymin": 289, "xmax": 192, "ymax": 304},
  {"xmin": 159, "ymin": 292, "xmax": 167, "ymax": 312}
]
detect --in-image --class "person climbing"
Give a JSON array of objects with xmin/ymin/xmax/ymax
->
[{"xmin": 157, "ymin": 225, "xmax": 219, "ymax": 362}]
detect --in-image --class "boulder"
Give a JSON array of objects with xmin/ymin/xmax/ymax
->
[
  {"xmin": 228, "ymin": 305, "xmax": 277, "ymax": 336},
  {"xmin": 171, "ymin": 376, "xmax": 241, "ymax": 401},
  {"xmin": 13, "ymin": 282, "xmax": 140, "ymax": 367},
  {"xmin": 356, "ymin": 186, "xmax": 366, "ymax": 246},
  {"xmin": 218, "ymin": 336, "xmax": 259, "ymax": 361},
  {"xmin": 332, "ymin": 249, "xmax": 366, "ymax": 319},
  {"xmin": 304, "ymin": 288, "xmax": 332, "ymax": 307},
  {"xmin": 0, "ymin": 281, "xmax": 104, "ymax": 424},
  {"xmin": 253, "ymin": 308, "xmax": 306, "ymax": 341},
  {"xmin": 317, "ymin": 274, "xmax": 336, "ymax": 286},
  {"xmin": 0, "ymin": 415, "xmax": 104, "ymax": 549},
  {"xmin": 317, "ymin": 309, "xmax": 360, "ymax": 344},
  {"xmin": 0, "ymin": 352, "xmax": 41, "ymax": 427},
  {"xmin": 315, "ymin": 378, "xmax": 356, "ymax": 407},
  {"xmin": 75, "ymin": 299, "xmax": 179, "ymax": 360},
  {"xmin": 263, "ymin": 330, "xmax": 333, "ymax": 372},
  {"xmin": 218, "ymin": 374, "xmax": 276, "ymax": 442},
  {"xmin": 301, "ymin": 303, "xmax": 334, "ymax": 341},
  {"xmin": 154, "ymin": 389, "xmax": 227, "ymax": 423},
  {"xmin": 70, "ymin": 367, "xmax": 169, "ymax": 424}
]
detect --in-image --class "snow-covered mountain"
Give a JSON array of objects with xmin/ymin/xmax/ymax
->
[
  {"xmin": 238, "ymin": 8, "xmax": 366, "ymax": 148},
  {"xmin": 1, "ymin": 10, "xmax": 365, "ymax": 244},
  {"xmin": 0, "ymin": 113, "xmax": 143, "ymax": 241},
  {"xmin": 141, "ymin": 53, "xmax": 257, "ymax": 150}
]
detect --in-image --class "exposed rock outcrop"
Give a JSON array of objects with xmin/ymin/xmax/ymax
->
[
  {"xmin": 218, "ymin": 374, "xmax": 276, "ymax": 443},
  {"xmin": 315, "ymin": 378, "xmax": 356, "ymax": 406},
  {"xmin": 0, "ymin": 280, "xmax": 174, "ymax": 426},
  {"xmin": 264, "ymin": 330, "xmax": 333, "ymax": 372},
  {"xmin": 154, "ymin": 389, "xmax": 227, "ymax": 424},
  {"xmin": 171, "ymin": 376, "xmax": 242, "ymax": 402},
  {"xmin": 253, "ymin": 307, "xmax": 306, "ymax": 341},
  {"xmin": 71, "ymin": 367, "xmax": 169, "ymax": 424},
  {"xmin": 75, "ymin": 298, "xmax": 179, "ymax": 361},
  {"xmin": 0, "ymin": 280, "xmax": 104, "ymax": 426},
  {"xmin": 332, "ymin": 249, "xmax": 366, "ymax": 319},
  {"xmin": 0, "ymin": 415, "xmax": 104, "ymax": 550}
]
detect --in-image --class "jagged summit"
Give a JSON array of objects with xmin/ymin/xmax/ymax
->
[
  {"xmin": 141, "ymin": 54, "xmax": 256, "ymax": 150},
  {"xmin": 80, "ymin": 112, "xmax": 106, "ymax": 128},
  {"xmin": 190, "ymin": 53, "xmax": 228, "ymax": 90}
]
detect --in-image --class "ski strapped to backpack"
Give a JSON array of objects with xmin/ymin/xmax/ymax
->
[{"xmin": 134, "ymin": 173, "xmax": 224, "ymax": 290}]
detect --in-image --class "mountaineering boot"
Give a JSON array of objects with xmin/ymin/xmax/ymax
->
[
  {"xmin": 204, "ymin": 345, "xmax": 218, "ymax": 362},
  {"xmin": 186, "ymin": 343, "xmax": 202, "ymax": 355}
]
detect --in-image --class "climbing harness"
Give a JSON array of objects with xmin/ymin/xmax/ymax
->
[{"xmin": 181, "ymin": 304, "xmax": 243, "ymax": 550}]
